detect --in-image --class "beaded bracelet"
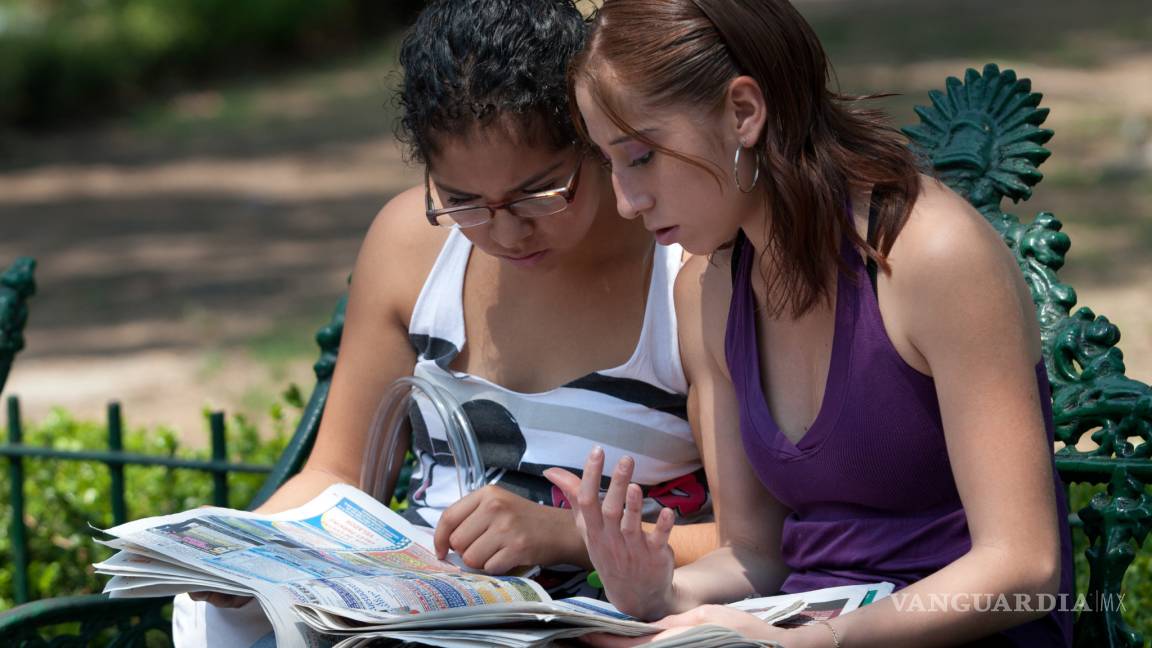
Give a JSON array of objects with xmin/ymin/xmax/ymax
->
[{"xmin": 815, "ymin": 620, "xmax": 842, "ymax": 648}]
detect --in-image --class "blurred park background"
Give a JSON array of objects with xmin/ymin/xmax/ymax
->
[
  {"xmin": 1, "ymin": 0, "xmax": 1150, "ymax": 439},
  {"xmin": 0, "ymin": 0, "xmax": 1150, "ymax": 623}
]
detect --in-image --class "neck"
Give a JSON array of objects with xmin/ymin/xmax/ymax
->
[{"xmin": 737, "ymin": 188, "xmax": 772, "ymax": 264}]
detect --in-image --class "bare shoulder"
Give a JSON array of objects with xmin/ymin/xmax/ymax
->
[
  {"xmin": 353, "ymin": 185, "xmax": 451, "ymax": 319},
  {"xmin": 883, "ymin": 175, "xmax": 1040, "ymax": 360},
  {"xmin": 361, "ymin": 185, "xmax": 450, "ymax": 273},
  {"xmin": 675, "ymin": 251, "xmax": 734, "ymax": 379},
  {"xmin": 886, "ymin": 176, "xmax": 1017, "ymax": 281}
]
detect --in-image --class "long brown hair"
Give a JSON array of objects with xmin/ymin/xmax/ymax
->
[{"xmin": 571, "ymin": 0, "xmax": 921, "ymax": 317}]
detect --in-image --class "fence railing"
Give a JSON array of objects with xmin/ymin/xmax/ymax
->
[{"xmin": 1, "ymin": 394, "xmax": 273, "ymax": 606}]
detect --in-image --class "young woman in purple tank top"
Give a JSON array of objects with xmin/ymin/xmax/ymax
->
[{"xmin": 545, "ymin": 1, "xmax": 1074, "ymax": 646}]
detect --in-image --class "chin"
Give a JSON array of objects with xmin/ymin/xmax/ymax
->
[{"xmin": 678, "ymin": 236, "xmax": 718, "ymax": 256}]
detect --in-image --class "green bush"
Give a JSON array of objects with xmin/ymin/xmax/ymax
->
[
  {"xmin": 0, "ymin": 0, "xmax": 424, "ymax": 128},
  {"xmin": 0, "ymin": 391, "xmax": 300, "ymax": 610}
]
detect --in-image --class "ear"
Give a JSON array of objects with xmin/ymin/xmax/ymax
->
[{"xmin": 726, "ymin": 76, "xmax": 767, "ymax": 148}]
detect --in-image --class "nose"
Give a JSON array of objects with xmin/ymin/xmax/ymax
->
[
  {"xmin": 487, "ymin": 208, "xmax": 533, "ymax": 248},
  {"xmin": 611, "ymin": 174, "xmax": 653, "ymax": 221}
]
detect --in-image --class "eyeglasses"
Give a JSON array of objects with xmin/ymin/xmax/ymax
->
[{"xmin": 425, "ymin": 156, "xmax": 583, "ymax": 228}]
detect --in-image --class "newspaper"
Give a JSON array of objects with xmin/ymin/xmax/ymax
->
[
  {"xmin": 293, "ymin": 592, "xmax": 804, "ymax": 647},
  {"xmin": 96, "ymin": 484, "xmax": 552, "ymax": 647},
  {"xmin": 94, "ymin": 484, "xmax": 890, "ymax": 648},
  {"xmin": 730, "ymin": 581, "xmax": 895, "ymax": 625},
  {"xmin": 297, "ymin": 583, "xmax": 893, "ymax": 647}
]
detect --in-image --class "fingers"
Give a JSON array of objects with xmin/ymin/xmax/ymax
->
[
  {"xmin": 577, "ymin": 447, "xmax": 607, "ymax": 534},
  {"xmin": 434, "ymin": 488, "xmax": 485, "ymax": 559},
  {"xmin": 482, "ymin": 547, "xmax": 523, "ymax": 576},
  {"xmin": 442, "ymin": 508, "xmax": 492, "ymax": 565},
  {"xmin": 458, "ymin": 528, "xmax": 506, "ymax": 571},
  {"xmin": 646, "ymin": 507, "xmax": 674, "ymax": 551},
  {"xmin": 602, "ymin": 456, "xmax": 634, "ymax": 530},
  {"xmin": 543, "ymin": 467, "xmax": 582, "ymax": 505},
  {"xmin": 189, "ymin": 592, "xmax": 252, "ymax": 609},
  {"xmin": 620, "ymin": 483, "xmax": 644, "ymax": 538},
  {"xmin": 651, "ymin": 606, "xmax": 709, "ymax": 629},
  {"xmin": 213, "ymin": 594, "xmax": 253, "ymax": 609},
  {"xmin": 580, "ymin": 631, "xmax": 654, "ymax": 648}
]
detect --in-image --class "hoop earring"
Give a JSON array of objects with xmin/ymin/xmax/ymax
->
[{"xmin": 733, "ymin": 145, "xmax": 761, "ymax": 193}]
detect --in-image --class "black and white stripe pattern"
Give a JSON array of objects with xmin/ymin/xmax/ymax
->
[{"xmin": 400, "ymin": 229, "xmax": 711, "ymax": 597}]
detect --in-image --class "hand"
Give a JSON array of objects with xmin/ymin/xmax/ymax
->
[
  {"xmin": 188, "ymin": 591, "xmax": 253, "ymax": 608},
  {"xmin": 544, "ymin": 447, "xmax": 677, "ymax": 620},
  {"xmin": 433, "ymin": 484, "xmax": 582, "ymax": 574},
  {"xmin": 582, "ymin": 606, "xmax": 791, "ymax": 648}
]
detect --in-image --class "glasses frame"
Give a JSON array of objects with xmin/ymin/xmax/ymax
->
[{"xmin": 424, "ymin": 155, "xmax": 583, "ymax": 228}]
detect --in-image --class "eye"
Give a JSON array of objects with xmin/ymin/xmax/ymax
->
[
  {"xmin": 446, "ymin": 196, "xmax": 474, "ymax": 206},
  {"xmin": 628, "ymin": 150, "xmax": 654, "ymax": 168}
]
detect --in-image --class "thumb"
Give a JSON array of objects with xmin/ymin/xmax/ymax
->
[{"xmin": 543, "ymin": 468, "xmax": 582, "ymax": 506}]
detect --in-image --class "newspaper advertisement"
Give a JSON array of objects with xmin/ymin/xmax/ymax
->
[{"xmin": 95, "ymin": 484, "xmax": 550, "ymax": 648}]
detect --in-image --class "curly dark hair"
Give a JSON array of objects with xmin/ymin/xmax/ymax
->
[{"xmin": 397, "ymin": 0, "xmax": 587, "ymax": 165}]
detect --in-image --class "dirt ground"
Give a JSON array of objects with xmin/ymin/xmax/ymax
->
[{"xmin": 1, "ymin": 2, "xmax": 1150, "ymax": 442}]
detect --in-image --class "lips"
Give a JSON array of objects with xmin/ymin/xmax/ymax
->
[
  {"xmin": 500, "ymin": 249, "xmax": 550, "ymax": 268},
  {"xmin": 651, "ymin": 225, "xmax": 680, "ymax": 246}
]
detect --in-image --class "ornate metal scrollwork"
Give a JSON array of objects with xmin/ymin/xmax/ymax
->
[
  {"xmin": 0, "ymin": 257, "xmax": 37, "ymax": 395},
  {"xmin": 904, "ymin": 63, "xmax": 1152, "ymax": 647}
]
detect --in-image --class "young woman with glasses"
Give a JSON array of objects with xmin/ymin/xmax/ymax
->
[
  {"xmin": 173, "ymin": 0, "xmax": 715, "ymax": 645},
  {"xmin": 547, "ymin": 0, "xmax": 1073, "ymax": 646}
]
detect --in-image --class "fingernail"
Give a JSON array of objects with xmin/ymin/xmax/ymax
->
[
  {"xmin": 591, "ymin": 446, "xmax": 604, "ymax": 459},
  {"xmin": 620, "ymin": 455, "xmax": 634, "ymax": 469}
]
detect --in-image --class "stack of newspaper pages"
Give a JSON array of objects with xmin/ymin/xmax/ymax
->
[{"xmin": 94, "ymin": 484, "xmax": 892, "ymax": 648}]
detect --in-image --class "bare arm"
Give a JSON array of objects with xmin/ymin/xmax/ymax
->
[
  {"xmin": 256, "ymin": 187, "xmax": 442, "ymax": 514},
  {"xmin": 775, "ymin": 182, "xmax": 1063, "ymax": 647},
  {"xmin": 664, "ymin": 523, "xmax": 717, "ymax": 567},
  {"xmin": 663, "ymin": 254, "xmax": 791, "ymax": 611}
]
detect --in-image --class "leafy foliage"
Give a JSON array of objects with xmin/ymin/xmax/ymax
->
[
  {"xmin": 0, "ymin": 0, "xmax": 424, "ymax": 128},
  {"xmin": 0, "ymin": 391, "xmax": 299, "ymax": 610}
]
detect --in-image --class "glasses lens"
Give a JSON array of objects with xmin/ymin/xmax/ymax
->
[
  {"xmin": 437, "ymin": 208, "xmax": 490, "ymax": 228},
  {"xmin": 510, "ymin": 195, "xmax": 569, "ymax": 218}
]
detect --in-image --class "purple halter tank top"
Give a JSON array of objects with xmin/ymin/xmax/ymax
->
[{"xmin": 724, "ymin": 221, "xmax": 1073, "ymax": 647}]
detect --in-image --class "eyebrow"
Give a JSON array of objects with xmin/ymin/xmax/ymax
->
[
  {"xmin": 609, "ymin": 128, "xmax": 659, "ymax": 146},
  {"xmin": 435, "ymin": 160, "xmax": 566, "ymax": 197}
]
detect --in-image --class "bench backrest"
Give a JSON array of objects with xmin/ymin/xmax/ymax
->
[
  {"xmin": 0, "ymin": 258, "xmax": 36, "ymax": 398},
  {"xmin": 904, "ymin": 64, "xmax": 1151, "ymax": 648}
]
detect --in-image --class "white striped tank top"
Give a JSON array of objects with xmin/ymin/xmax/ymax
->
[{"xmin": 404, "ymin": 228, "xmax": 710, "ymax": 539}]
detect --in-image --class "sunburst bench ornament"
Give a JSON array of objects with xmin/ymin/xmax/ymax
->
[{"xmin": 904, "ymin": 63, "xmax": 1151, "ymax": 648}]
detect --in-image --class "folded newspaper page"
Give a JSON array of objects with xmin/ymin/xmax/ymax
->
[
  {"xmin": 302, "ymin": 595, "xmax": 799, "ymax": 647},
  {"xmin": 95, "ymin": 483, "xmax": 891, "ymax": 648},
  {"xmin": 294, "ymin": 576, "xmax": 893, "ymax": 647},
  {"xmin": 730, "ymin": 581, "xmax": 895, "ymax": 625},
  {"xmin": 95, "ymin": 484, "xmax": 551, "ymax": 648}
]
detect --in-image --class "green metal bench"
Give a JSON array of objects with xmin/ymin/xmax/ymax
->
[
  {"xmin": 1, "ymin": 64, "xmax": 1149, "ymax": 647},
  {"xmin": 902, "ymin": 64, "xmax": 1151, "ymax": 648},
  {"xmin": 0, "ymin": 260, "xmax": 347, "ymax": 647}
]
